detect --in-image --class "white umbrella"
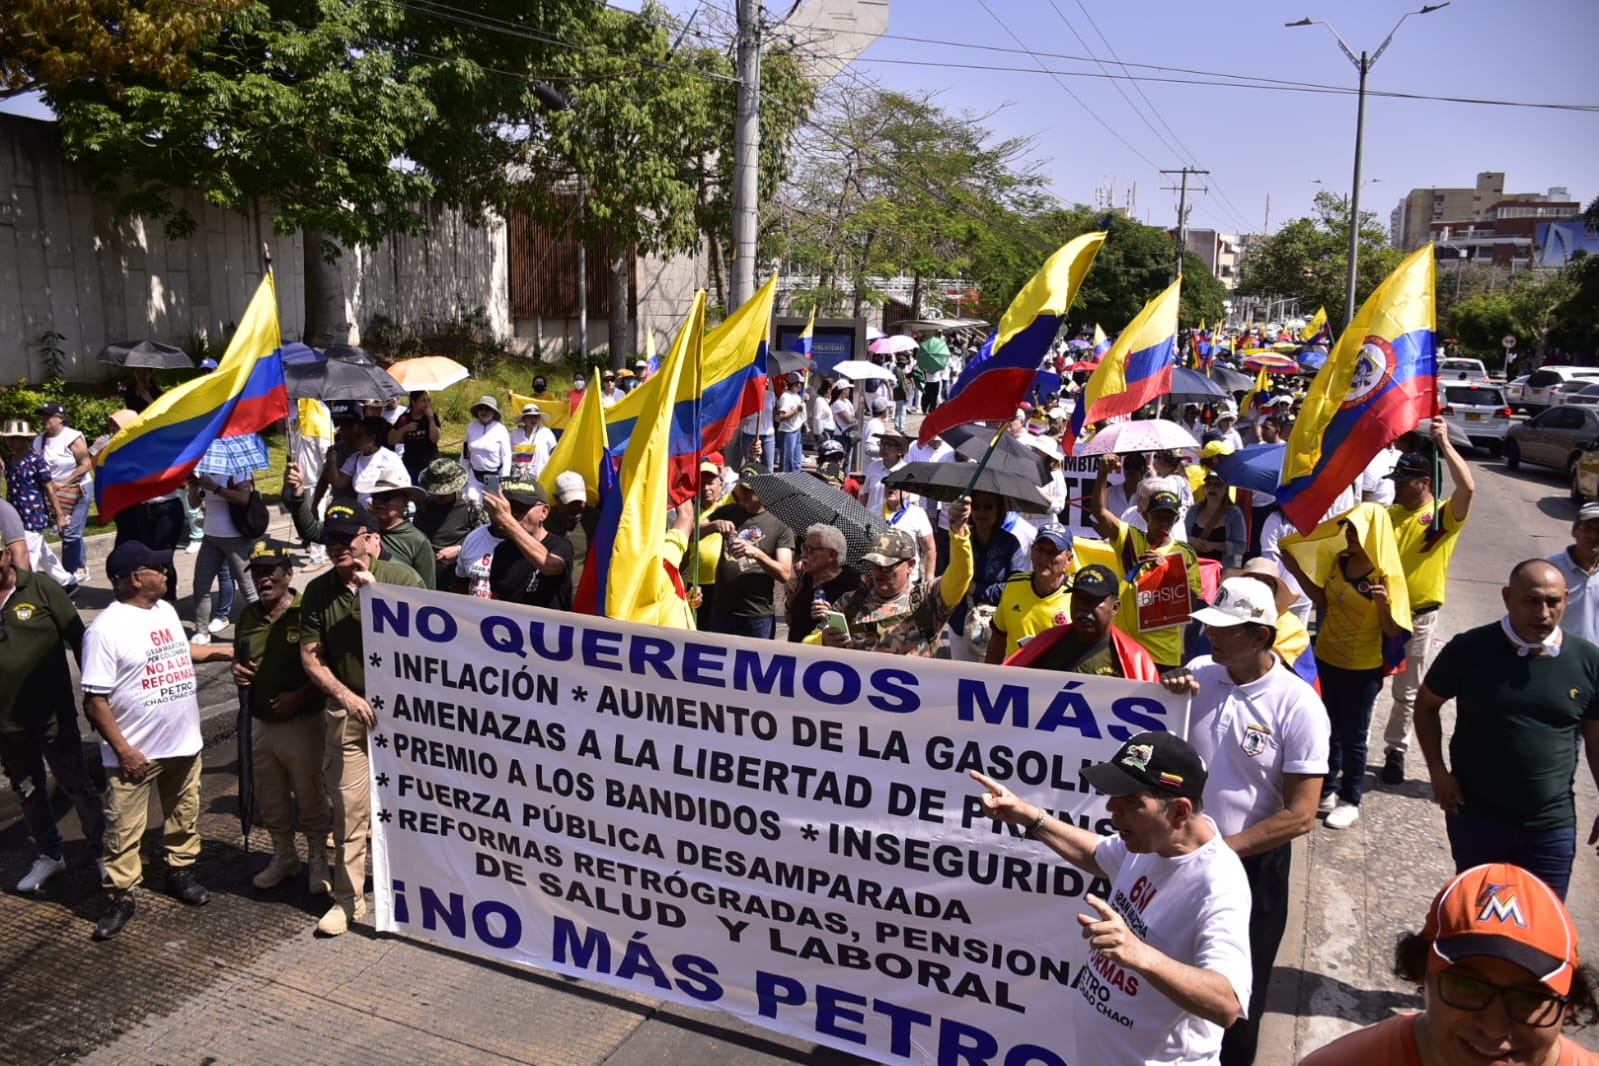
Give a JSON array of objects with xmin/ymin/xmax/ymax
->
[
  {"xmin": 866, "ymin": 326, "xmax": 887, "ymax": 340},
  {"xmin": 832, "ymin": 359, "xmax": 895, "ymax": 381},
  {"xmin": 1075, "ymin": 419, "xmax": 1200, "ymax": 456},
  {"xmin": 868, "ymin": 335, "xmax": 918, "ymax": 355},
  {"xmin": 1021, "ymin": 433, "xmax": 1063, "ymax": 461}
]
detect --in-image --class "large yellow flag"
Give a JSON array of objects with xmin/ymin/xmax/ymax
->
[
  {"xmin": 537, "ymin": 366, "xmax": 607, "ymax": 503},
  {"xmin": 602, "ymin": 290, "xmax": 707, "ymax": 627}
]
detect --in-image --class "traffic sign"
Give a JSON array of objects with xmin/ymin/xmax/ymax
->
[{"xmin": 1502, "ymin": 335, "xmax": 1517, "ymax": 349}]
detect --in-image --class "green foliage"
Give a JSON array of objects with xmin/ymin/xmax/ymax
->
[
  {"xmin": 1237, "ymin": 191, "xmax": 1401, "ymax": 326},
  {"xmin": 37, "ymin": 330, "xmax": 67, "ymax": 385},
  {"xmin": 0, "ymin": 382, "xmax": 121, "ymax": 433},
  {"xmin": 1, "ymin": 0, "xmax": 245, "ymax": 96}
]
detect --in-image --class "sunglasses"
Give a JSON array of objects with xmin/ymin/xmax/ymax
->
[{"xmin": 1436, "ymin": 969, "xmax": 1568, "ymax": 1027}]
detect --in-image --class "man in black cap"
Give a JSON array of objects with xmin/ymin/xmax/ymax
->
[
  {"xmin": 297, "ymin": 502, "xmax": 424, "ymax": 936},
  {"xmin": 82, "ymin": 542, "xmax": 233, "ymax": 940},
  {"xmin": 971, "ymin": 732, "xmax": 1252, "ymax": 1064},
  {"xmin": 284, "ymin": 462, "xmax": 432, "ymax": 586},
  {"xmin": 1380, "ymin": 419, "xmax": 1473, "ymax": 784},
  {"xmin": 474, "ymin": 478, "xmax": 574, "ymax": 610},
  {"xmin": 233, "ymin": 539, "xmax": 331, "ymax": 896},
  {"xmin": 1002, "ymin": 563, "xmax": 1163, "ymax": 680}
]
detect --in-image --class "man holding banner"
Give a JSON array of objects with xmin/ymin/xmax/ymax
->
[{"xmin": 971, "ymin": 732, "xmax": 1253, "ymax": 1064}]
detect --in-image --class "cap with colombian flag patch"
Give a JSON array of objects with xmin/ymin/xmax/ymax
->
[{"xmin": 1079, "ymin": 730, "xmax": 1207, "ymax": 804}]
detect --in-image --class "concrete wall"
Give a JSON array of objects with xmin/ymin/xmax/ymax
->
[
  {"xmin": 513, "ymin": 245, "xmax": 708, "ymax": 360},
  {"xmin": 0, "ymin": 113, "xmax": 509, "ymax": 383}
]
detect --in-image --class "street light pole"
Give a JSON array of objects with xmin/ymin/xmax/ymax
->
[{"xmin": 1288, "ymin": 4, "xmax": 1449, "ymax": 330}]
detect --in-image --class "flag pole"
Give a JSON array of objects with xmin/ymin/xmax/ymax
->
[{"xmin": 689, "ymin": 307, "xmax": 706, "ymax": 618}]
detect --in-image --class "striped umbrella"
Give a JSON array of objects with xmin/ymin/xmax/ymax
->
[{"xmin": 1242, "ymin": 352, "xmax": 1302, "ymax": 373}]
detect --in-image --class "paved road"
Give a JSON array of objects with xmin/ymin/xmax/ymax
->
[{"xmin": 1, "ymin": 450, "xmax": 1595, "ymax": 1063}]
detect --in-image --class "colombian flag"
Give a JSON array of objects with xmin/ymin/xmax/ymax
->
[
  {"xmin": 795, "ymin": 307, "xmax": 816, "ymax": 358},
  {"xmin": 602, "ymin": 275, "xmax": 775, "ymax": 502},
  {"xmin": 575, "ymin": 293, "xmax": 705, "ymax": 627},
  {"xmin": 1092, "ymin": 324, "xmax": 1111, "ymax": 359},
  {"xmin": 1301, "ymin": 306, "xmax": 1332, "ymax": 346},
  {"xmin": 1277, "ymin": 246, "xmax": 1437, "ymax": 534},
  {"xmin": 918, "ymin": 232, "xmax": 1104, "ymax": 443},
  {"xmin": 95, "ymin": 273, "xmax": 288, "ymax": 522},
  {"xmin": 1064, "ymin": 279, "xmax": 1181, "ymax": 455},
  {"xmin": 537, "ymin": 367, "xmax": 606, "ymax": 503},
  {"xmin": 1281, "ymin": 501, "xmax": 1413, "ymax": 671}
]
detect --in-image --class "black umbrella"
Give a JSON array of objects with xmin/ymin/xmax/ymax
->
[
  {"xmin": 1206, "ymin": 365, "xmax": 1256, "ymax": 392},
  {"xmin": 940, "ymin": 423, "xmax": 1050, "ymax": 481},
  {"xmin": 885, "ymin": 461, "xmax": 1054, "ymax": 515},
  {"xmin": 285, "ymin": 347, "xmax": 406, "ymax": 402},
  {"xmin": 97, "ymin": 340, "xmax": 195, "ymax": 370},
  {"xmin": 745, "ymin": 471, "xmax": 887, "ymax": 569},
  {"xmin": 770, "ymin": 349, "xmax": 813, "ymax": 375},
  {"xmin": 1165, "ymin": 368, "xmax": 1230, "ymax": 404},
  {"xmin": 236, "ymin": 689, "xmax": 256, "ymax": 852}
]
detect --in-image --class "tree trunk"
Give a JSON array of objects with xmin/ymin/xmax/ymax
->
[
  {"xmin": 607, "ymin": 250, "xmax": 630, "ymax": 371},
  {"xmin": 302, "ymin": 228, "xmax": 352, "ymax": 346},
  {"xmin": 851, "ymin": 229, "xmax": 876, "ymax": 321},
  {"xmin": 708, "ymin": 233, "xmax": 727, "ymax": 314},
  {"xmin": 911, "ymin": 272, "xmax": 924, "ymax": 319}
]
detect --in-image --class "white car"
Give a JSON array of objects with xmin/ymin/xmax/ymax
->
[
  {"xmin": 1438, "ymin": 382, "xmax": 1511, "ymax": 456},
  {"xmin": 1505, "ymin": 375, "xmax": 1529, "ymax": 409},
  {"xmin": 1521, "ymin": 366, "xmax": 1599, "ymax": 411},
  {"xmin": 1556, "ymin": 382, "xmax": 1599, "ymax": 408},
  {"xmin": 1438, "ymin": 357, "xmax": 1491, "ymax": 383}
]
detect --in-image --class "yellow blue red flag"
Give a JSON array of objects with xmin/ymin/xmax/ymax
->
[
  {"xmin": 95, "ymin": 273, "xmax": 288, "ymax": 522},
  {"xmin": 576, "ymin": 292, "xmax": 706, "ymax": 627},
  {"xmin": 1277, "ymin": 245, "xmax": 1437, "ymax": 533},
  {"xmin": 537, "ymin": 366, "xmax": 606, "ymax": 502},
  {"xmin": 1301, "ymin": 306, "xmax": 1332, "ymax": 345},
  {"xmin": 1092, "ymin": 324, "xmax": 1111, "ymax": 359},
  {"xmin": 795, "ymin": 306, "xmax": 816, "ymax": 359},
  {"xmin": 918, "ymin": 232, "xmax": 1104, "ymax": 443},
  {"xmin": 1064, "ymin": 278, "xmax": 1182, "ymax": 454}
]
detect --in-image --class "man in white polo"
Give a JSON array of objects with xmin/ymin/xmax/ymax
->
[{"xmin": 1161, "ymin": 577, "xmax": 1329, "ymax": 1065}]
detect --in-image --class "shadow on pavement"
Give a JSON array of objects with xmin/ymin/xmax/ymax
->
[{"xmin": 1279, "ymin": 965, "xmax": 1421, "ymax": 1024}]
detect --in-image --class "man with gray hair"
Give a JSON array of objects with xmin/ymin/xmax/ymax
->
[{"xmin": 785, "ymin": 524, "xmax": 859, "ymax": 643}]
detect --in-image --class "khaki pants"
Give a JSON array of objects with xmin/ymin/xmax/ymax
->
[
  {"xmin": 323, "ymin": 706, "xmax": 370, "ymax": 909},
  {"xmin": 254, "ymin": 713, "xmax": 331, "ymax": 838},
  {"xmin": 1383, "ymin": 606, "xmax": 1441, "ymax": 756},
  {"xmin": 102, "ymin": 753, "xmax": 202, "ymax": 893}
]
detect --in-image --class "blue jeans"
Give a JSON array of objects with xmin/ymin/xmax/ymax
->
[
  {"xmin": 61, "ymin": 490, "xmax": 90, "ymax": 572},
  {"xmin": 893, "ymin": 399, "xmax": 907, "ymax": 433},
  {"xmin": 1319, "ymin": 661, "xmax": 1384, "ymax": 806},
  {"xmin": 1446, "ymin": 812, "xmax": 1578, "ymax": 900},
  {"xmin": 709, "ymin": 608, "xmax": 775, "ymax": 640},
  {"xmin": 741, "ymin": 431, "xmax": 775, "ymax": 471},
  {"xmin": 775, "ymin": 429, "xmax": 802, "ymax": 473}
]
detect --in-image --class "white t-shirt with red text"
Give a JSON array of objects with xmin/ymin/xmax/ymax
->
[
  {"xmin": 81, "ymin": 599, "xmax": 203, "ymax": 766},
  {"xmin": 1077, "ymin": 822, "xmax": 1253, "ymax": 1065}
]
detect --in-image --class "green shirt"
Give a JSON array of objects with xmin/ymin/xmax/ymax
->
[
  {"xmin": 1425, "ymin": 621, "xmax": 1599, "ymax": 829},
  {"xmin": 235, "ymin": 591, "xmax": 325, "ymax": 720},
  {"xmin": 289, "ymin": 491, "xmax": 435, "ymax": 589},
  {"xmin": 0, "ymin": 570, "xmax": 83, "ymax": 732},
  {"xmin": 300, "ymin": 559, "xmax": 424, "ymax": 695}
]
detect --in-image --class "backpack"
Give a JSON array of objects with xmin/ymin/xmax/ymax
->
[{"xmin": 229, "ymin": 488, "xmax": 270, "ymax": 539}]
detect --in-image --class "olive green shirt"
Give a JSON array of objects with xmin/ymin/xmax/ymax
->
[
  {"xmin": 0, "ymin": 570, "xmax": 83, "ymax": 732},
  {"xmin": 235, "ymin": 590, "xmax": 325, "ymax": 720},
  {"xmin": 299, "ymin": 559, "xmax": 424, "ymax": 696},
  {"xmin": 288, "ymin": 490, "xmax": 435, "ymax": 589}
]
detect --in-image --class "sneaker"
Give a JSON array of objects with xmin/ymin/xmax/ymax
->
[
  {"xmin": 165, "ymin": 868, "xmax": 210, "ymax": 906},
  {"xmin": 185, "ymin": 540, "xmax": 202, "ymax": 554},
  {"xmin": 74, "ymin": 567, "xmax": 90, "ymax": 583},
  {"xmin": 1324, "ymin": 803, "xmax": 1361, "ymax": 830},
  {"xmin": 1318, "ymin": 793, "xmax": 1339, "ymax": 814},
  {"xmin": 190, "ymin": 632, "xmax": 212, "ymax": 646},
  {"xmin": 207, "ymin": 616, "xmax": 229, "ymax": 634},
  {"xmin": 93, "ymin": 895, "xmax": 137, "ymax": 940},
  {"xmin": 1381, "ymin": 752, "xmax": 1405, "ymax": 785},
  {"xmin": 17, "ymin": 853, "xmax": 66, "ymax": 893}
]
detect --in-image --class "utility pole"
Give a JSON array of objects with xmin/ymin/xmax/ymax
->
[
  {"xmin": 1161, "ymin": 167, "xmax": 1209, "ymax": 281},
  {"xmin": 730, "ymin": 0, "xmax": 762, "ymax": 310}
]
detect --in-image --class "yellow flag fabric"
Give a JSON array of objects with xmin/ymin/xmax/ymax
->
[
  {"xmin": 536, "ymin": 367, "xmax": 607, "ymax": 502},
  {"xmin": 605, "ymin": 291, "xmax": 706, "ymax": 627},
  {"xmin": 1280, "ymin": 500, "xmax": 1412, "ymax": 670},
  {"xmin": 1301, "ymin": 307, "xmax": 1328, "ymax": 342},
  {"xmin": 509, "ymin": 389, "xmax": 571, "ymax": 432}
]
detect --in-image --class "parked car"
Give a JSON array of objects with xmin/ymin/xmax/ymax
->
[
  {"xmin": 1520, "ymin": 366, "xmax": 1599, "ymax": 411},
  {"xmin": 1571, "ymin": 449, "xmax": 1599, "ymax": 504},
  {"xmin": 1505, "ymin": 405, "xmax": 1599, "ymax": 475},
  {"xmin": 1438, "ymin": 383, "xmax": 1511, "ymax": 456},
  {"xmin": 1505, "ymin": 375, "xmax": 1530, "ymax": 409},
  {"xmin": 1557, "ymin": 382, "xmax": 1599, "ymax": 408},
  {"xmin": 1439, "ymin": 357, "xmax": 1491, "ymax": 383}
]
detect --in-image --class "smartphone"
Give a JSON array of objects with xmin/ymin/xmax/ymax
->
[
  {"xmin": 484, "ymin": 473, "xmax": 502, "ymax": 495},
  {"xmin": 823, "ymin": 610, "xmax": 849, "ymax": 635}
]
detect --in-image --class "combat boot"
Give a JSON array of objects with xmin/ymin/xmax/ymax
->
[
  {"xmin": 252, "ymin": 834, "xmax": 304, "ymax": 890},
  {"xmin": 306, "ymin": 838, "xmax": 332, "ymax": 896}
]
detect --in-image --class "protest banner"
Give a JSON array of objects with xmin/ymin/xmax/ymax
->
[{"xmin": 364, "ymin": 586, "xmax": 1190, "ymax": 1066}]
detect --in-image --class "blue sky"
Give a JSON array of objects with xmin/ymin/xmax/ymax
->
[{"xmin": 644, "ymin": 0, "xmax": 1599, "ymax": 236}]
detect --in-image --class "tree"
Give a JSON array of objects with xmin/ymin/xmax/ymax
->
[
  {"xmin": 1, "ymin": 0, "xmax": 246, "ymax": 96},
  {"xmin": 1237, "ymin": 191, "xmax": 1402, "ymax": 326}
]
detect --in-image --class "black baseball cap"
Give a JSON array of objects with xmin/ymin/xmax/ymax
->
[
  {"xmin": 246, "ymin": 539, "xmax": 293, "ymax": 569},
  {"xmin": 322, "ymin": 500, "xmax": 378, "ymax": 540},
  {"xmin": 1387, "ymin": 452, "xmax": 1431, "ymax": 481},
  {"xmin": 500, "ymin": 476, "xmax": 548, "ymax": 507},
  {"xmin": 1080, "ymin": 731, "xmax": 1207, "ymax": 803},
  {"xmin": 106, "ymin": 541, "xmax": 173, "ymax": 583},
  {"xmin": 1071, "ymin": 563, "xmax": 1120, "ymax": 598},
  {"xmin": 1147, "ymin": 489, "xmax": 1182, "ymax": 514}
]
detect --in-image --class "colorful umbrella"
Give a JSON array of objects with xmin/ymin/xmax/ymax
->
[
  {"xmin": 388, "ymin": 355, "xmax": 470, "ymax": 392},
  {"xmin": 195, "ymin": 432, "xmax": 271, "ymax": 479},
  {"xmin": 1063, "ymin": 360, "xmax": 1100, "ymax": 372},
  {"xmin": 1242, "ymin": 353, "xmax": 1302, "ymax": 373},
  {"xmin": 869, "ymin": 335, "xmax": 918, "ymax": 355}
]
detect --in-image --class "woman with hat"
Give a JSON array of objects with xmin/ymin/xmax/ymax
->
[
  {"xmin": 511, "ymin": 404, "xmax": 556, "ymax": 479},
  {"xmin": 33, "ymin": 402, "xmax": 93, "ymax": 582},
  {"xmin": 461, "ymin": 395, "xmax": 512, "ymax": 502},
  {"xmin": 1301, "ymin": 863, "xmax": 1599, "ymax": 1064},
  {"xmin": 411, "ymin": 458, "xmax": 487, "ymax": 589},
  {"xmin": 829, "ymin": 381, "xmax": 856, "ymax": 451},
  {"xmin": 2, "ymin": 420, "xmax": 74, "ymax": 587}
]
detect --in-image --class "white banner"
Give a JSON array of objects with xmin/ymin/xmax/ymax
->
[{"xmin": 364, "ymin": 587, "xmax": 1190, "ymax": 1066}]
